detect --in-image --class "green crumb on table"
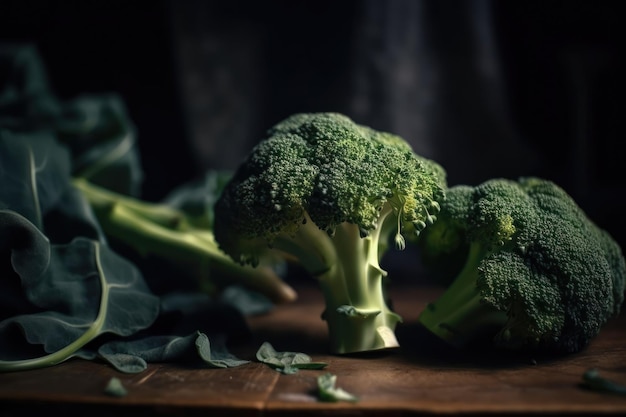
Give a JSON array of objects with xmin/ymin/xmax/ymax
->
[
  {"xmin": 104, "ymin": 377, "xmax": 128, "ymax": 397},
  {"xmin": 581, "ymin": 368, "xmax": 626, "ymax": 396},
  {"xmin": 317, "ymin": 373, "xmax": 358, "ymax": 403}
]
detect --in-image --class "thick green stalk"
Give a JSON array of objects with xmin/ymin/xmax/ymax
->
[
  {"xmin": 418, "ymin": 243, "xmax": 507, "ymax": 347},
  {"xmin": 74, "ymin": 178, "xmax": 228, "ymax": 265},
  {"xmin": 73, "ymin": 178, "xmax": 186, "ymax": 229},
  {"xmin": 318, "ymin": 221, "xmax": 402, "ymax": 354},
  {"xmin": 73, "ymin": 179, "xmax": 295, "ymax": 301},
  {"xmin": 274, "ymin": 207, "xmax": 402, "ymax": 354}
]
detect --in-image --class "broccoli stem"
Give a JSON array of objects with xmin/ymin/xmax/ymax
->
[
  {"xmin": 319, "ymin": 221, "xmax": 402, "ymax": 354},
  {"xmin": 273, "ymin": 206, "xmax": 402, "ymax": 354},
  {"xmin": 418, "ymin": 243, "xmax": 507, "ymax": 347},
  {"xmin": 72, "ymin": 178, "xmax": 292, "ymax": 300}
]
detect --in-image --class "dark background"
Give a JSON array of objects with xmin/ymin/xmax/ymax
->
[{"xmin": 1, "ymin": 0, "xmax": 624, "ymax": 250}]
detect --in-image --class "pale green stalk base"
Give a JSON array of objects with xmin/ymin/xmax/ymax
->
[
  {"xmin": 318, "ymin": 222, "xmax": 402, "ymax": 354},
  {"xmin": 274, "ymin": 210, "xmax": 402, "ymax": 355}
]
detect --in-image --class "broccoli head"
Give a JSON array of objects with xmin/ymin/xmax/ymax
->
[
  {"xmin": 214, "ymin": 112, "xmax": 446, "ymax": 354},
  {"xmin": 417, "ymin": 177, "xmax": 626, "ymax": 354}
]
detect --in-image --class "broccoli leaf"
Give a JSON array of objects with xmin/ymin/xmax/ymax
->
[
  {"xmin": 97, "ymin": 331, "xmax": 249, "ymax": 373},
  {"xmin": 0, "ymin": 131, "xmax": 71, "ymax": 229},
  {"xmin": 0, "ymin": 210, "xmax": 50, "ymax": 285},
  {"xmin": 0, "ymin": 234, "xmax": 160, "ymax": 372},
  {"xmin": 0, "ymin": 44, "xmax": 262, "ymax": 374},
  {"xmin": 256, "ymin": 342, "xmax": 327, "ymax": 374},
  {"xmin": 1, "ymin": 125, "xmax": 159, "ymax": 373},
  {"xmin": 163, "ymin": 169, "xmax": 233, "ymax": 229},
  {"xmin": 43, "ymin": 185, "xmax": 107, "ymax": 244},
  {"xmin": 58, "ymin": 94, "xmax": 143, "ymax": 197}
]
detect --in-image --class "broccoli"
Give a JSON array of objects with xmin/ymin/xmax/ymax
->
[
  {"xmin": 72, "ymin": 177, "xmax": 295, "ymax": 304},
  {"xmin": 417, "ymin": 177, "xmax": 626, "ymax": 354},
  {"xmin": 213, "ymin": 112, "xmax": 446, "ymax": 354}
]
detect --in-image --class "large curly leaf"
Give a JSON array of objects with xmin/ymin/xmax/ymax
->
[
  {"xmin": 0, "ymin": 44, "xmax": 252, "ymax": 373},
  {"xmin": 0, "ymin": 126, "xmax": 159, "ymax": 372},
  {"xmin": 0, "ymin": 219, "xmax": 160, "ymax": 371}
]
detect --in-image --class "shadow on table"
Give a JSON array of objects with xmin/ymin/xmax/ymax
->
[{"xmin": 395, "ymin": 320, "xmax": 584, "ymax": 370}]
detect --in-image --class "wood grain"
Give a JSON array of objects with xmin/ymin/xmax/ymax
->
[{"xmin": 1, "ymin": 283, "xmax": 625, "ymax": 416}]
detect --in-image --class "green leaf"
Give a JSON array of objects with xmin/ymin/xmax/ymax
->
[
  {"xmin": 255, "ymin": 342, "xmax": 327, "ymax": 374},
  {"xmin": 194, "ymin": 332, "xmax": 250, "ymax": 368},
  {"xmin": 0, "ymin": 131, "xmax": 72, "ymax": 229},
  {"xmin": 59, "ymin": 94, "xmax": 143, "ymax": 196},
  {"xmin": 0, "ymin": 210, "xmax": 50, "ymax": 281},
  {"xmin": 0, "ymin": 130, "xmax": 105, "ymax": 245},
  {"xmin": 163, "ymin": 169, "xmax": 233, "ymax": 229},
  {"xmin": 43, "ymin": 186, "xmax": 107, "ymax": 244},
  {"xmin": 0, "ymin": 237, "xmax": 160, "ymax": 372},
  {"xmin": 1, "ymin": 45, "xmax": 258, "ymax": 375},
  {"xmin": 97, "ymin": 331, "xmax": 249, "ymax": 373},
  {"xmin": 317, "ymin": 373, "xmax": 359, "ymax": 403}
]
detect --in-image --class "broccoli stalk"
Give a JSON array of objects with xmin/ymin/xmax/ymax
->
[
  {"xmin": 319, "ymin": 217, "xmax": 401, "ymax": 354},
  {"xmin": 418, "ymin": 242, "xmax": 508, "ymax": 347},
  {"xmin": 73, "ymin": 178, "xmax": 295, "ymax": 303},
  {"xmin": 272, "ymin": 207, "xmax": 402, "ymax": 354},
  {"xmin": 213, "ymin": 113, "xmax": 447, "ymax": 354}
]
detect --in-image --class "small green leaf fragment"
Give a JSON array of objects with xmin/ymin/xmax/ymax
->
[
  {"xmin": 317, "ymin": 373, "xmax": 358, "ymax": 403},
  {"xmin": 581, "ymin": 368, "xmax": 626, "ymax": 396},
  {"xmin": 255, "ymin": 342, "xmax": 327, "ymax": 374},
  {"xmin": 104, "ymin": 377, "xmax": 128, "ymax": 397},
  {"xmin": 195, "ymin": 332, "xmax": 250, "ymax": 368}
]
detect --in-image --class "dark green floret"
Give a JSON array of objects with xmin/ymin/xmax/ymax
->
[
  {"xmin": 417, "ymin": 177, "xmax": 626, "ymax": 354},
  {"xmin": 214, "ymin": 112, "xmax": 447, "ymax": 354}
]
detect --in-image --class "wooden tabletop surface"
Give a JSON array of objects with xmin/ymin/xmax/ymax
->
[{"xmin": 1, "ymin": 282, "xmax": 625, "ymax": 416}]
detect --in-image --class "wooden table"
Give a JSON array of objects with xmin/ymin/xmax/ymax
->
[{"xmin": 1, "ymin": 283, "xmax": 625, "ymax": 416}]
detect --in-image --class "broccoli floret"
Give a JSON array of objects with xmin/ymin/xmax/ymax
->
[
  {"xmin": 214, "ymin": 112, "xmax": 446, "ymax": 354},
  {"xmin": 417, "ymin": 177, "xmax": 626, "ymax": 354}
]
